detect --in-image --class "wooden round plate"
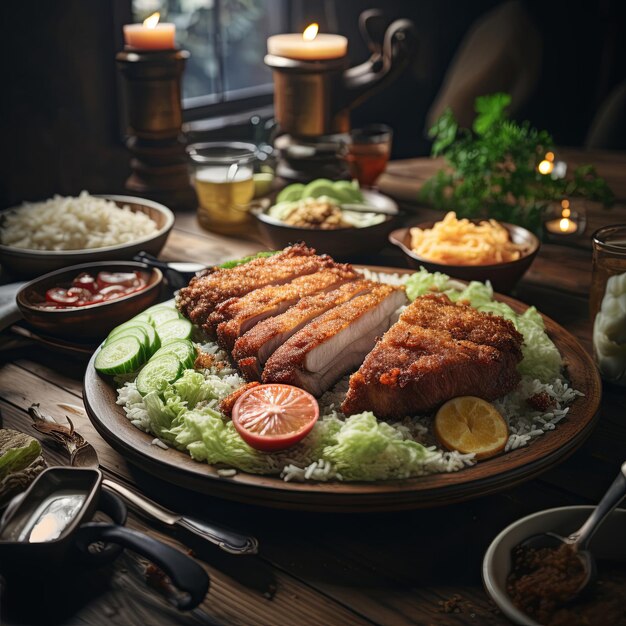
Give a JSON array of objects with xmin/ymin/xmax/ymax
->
[{"xmin": 83, "ymin": 268, "xmax": 601, "ymax": 512}]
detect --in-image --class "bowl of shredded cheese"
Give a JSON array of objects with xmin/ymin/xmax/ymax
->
[{"xmin": 389, "ymin": 212, "xmax": 540, "ymax": 293}]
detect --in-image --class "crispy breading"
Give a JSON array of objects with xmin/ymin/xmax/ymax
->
[
  {"xmin": 262, "ymin": 284, "xmax": 407, "ymax": 396},
  {"xmin": 212, "ymin": 266, "xmax": 360, "ymax": 350},
  {"xmin": 341, "ymin": 293, "xmax": 524, "ymax": 418},
  {"xmin": 233, "ymin": 280, "xmax": 377, "ymax": 381},
  {"xmin": 176, "ymin": 243, "xmax": 322, "ymax": 330}
]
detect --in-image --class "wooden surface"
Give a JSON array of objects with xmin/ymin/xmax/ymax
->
[
  {"xmin": 1, "ymin": 148, "xmax": 625, "ymax": 625},
  {"xmin": 83, "ymin": 276, "xmax": 601, "ymax": 512}
]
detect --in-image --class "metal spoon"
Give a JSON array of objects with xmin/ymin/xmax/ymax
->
[
  {"xmin": 519, "ymin": 460, "xmax": 626, "ymax": 598},
  {"xmin": 133, "ymin": 252, "xmax": 209, "ymax": 290}
]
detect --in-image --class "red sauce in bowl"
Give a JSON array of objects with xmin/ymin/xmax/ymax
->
[{"xmin": 36, "ymin": 271, "xmax": 149, "ymax": 309}]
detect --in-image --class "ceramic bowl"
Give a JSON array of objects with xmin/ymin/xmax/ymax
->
[
  {"xmin": 0, "ymin": 195, "xmax": 174, "ymax": 278},
  {"xmin": 388, "ymin": 221, "xmax": 540, "ymax": 293},
  {"xmin": 482, "ymin": 506, "xmax": 626, "ymax": 626},
  {"xmin": 253, "ymin": 190, "xmax": 400, "ymax": 261},
  {"xmin": 16, "ymin": 261, "xmax": 163, "ymax": 341}
]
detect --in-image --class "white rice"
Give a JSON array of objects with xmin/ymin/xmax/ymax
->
[
  {"xmin": 117, "ymin": 269, "xmax": 582, "ymax": 483},
  {"xmin": 0, "ymin": 191, "xmax": 157, "ymax": 251}
]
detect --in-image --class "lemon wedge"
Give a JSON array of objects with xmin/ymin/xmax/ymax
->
[{"xmin": 434, "ymin": 396, "xmax": 508, "ymax": 460}]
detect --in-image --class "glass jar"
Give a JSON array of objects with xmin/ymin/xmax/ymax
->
[
  {"xmin": 591, "ymin": 224, "xmax": 626, "ymax": 386},
  {"xmin": 187, "ymin": 142, "xmax": 257, "ymax": 236}
]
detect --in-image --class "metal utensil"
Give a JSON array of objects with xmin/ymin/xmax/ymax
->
[
  {"xmin": 519, "ymin": 460, "xmax": 626, "ymax": 598},
  {"xmin": 133, "ymin": 252, "xmax": 208, "ymax": 290},
  {"xmin": 29, "ymin": 405, "xmax": 258, "ymax": 556}
]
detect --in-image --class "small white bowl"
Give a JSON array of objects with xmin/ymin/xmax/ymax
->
[{"xmin": 482, "ymin": 506, "xmax": 626, "ymax": 626}]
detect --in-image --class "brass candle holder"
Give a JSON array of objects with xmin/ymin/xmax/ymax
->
[
  {"xmin": 265, "ymin": 11, "xmax": 416, "ymax": 181},
  {"xmin": 116, "ymin": 48, "xmax": 196, "ymax": 211}
]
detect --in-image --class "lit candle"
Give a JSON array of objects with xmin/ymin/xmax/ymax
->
[
  {"xmin": 544, "ymin": 200, "xmax": 578, "ymax": 235},
  {"xmin": 124, "ymin": 12, "xmax": 176, "ymax": 50},
  {"xmin": 267, "ymin": 23, "xmax": 348, "ymax": 60}
]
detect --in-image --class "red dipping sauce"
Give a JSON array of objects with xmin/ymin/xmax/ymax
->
[{"xmin": 38, "ymin": 271, "xmax": 148, "ymax": 309}]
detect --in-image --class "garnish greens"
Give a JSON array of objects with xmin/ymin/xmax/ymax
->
[
  {"xmin": 422, "ymin": 93, "xmax": 613, "ymax": 232},
  {"xmin": 218, "ymin": 251, "xmax": 279, "ymax": 270}
]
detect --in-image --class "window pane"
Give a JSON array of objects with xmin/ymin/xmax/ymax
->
[
  {"xmin": 132, "ymin": 0, "xmax": 288, "ymax": 101},
  {"xmin": 220, "ymin": 0, "xmax": 285, "ymax": 93}
]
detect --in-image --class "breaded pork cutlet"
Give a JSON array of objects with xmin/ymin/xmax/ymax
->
[
  {"xmin": 176, "ymin": 243, "xmax": 330, "ymax": 331},
  {"xmin": 262, "ymin": 284, "xmax": 407, "ymax": 396},
  {"xmin": 341, "ymin": 293, "xmax": 524, "ymax": 419},
  {"xmin": 212, "ymin": 265, "xmax": 360, "ymax": 351},
  {"xmin": 233, "ymin": 280, "xmax": 377, "ymax": 381}
]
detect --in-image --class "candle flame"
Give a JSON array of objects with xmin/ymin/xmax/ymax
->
[
  {"xmin": 561, "ymin": 199, "xmax": 570, "ymax": 209},
  {"xmin": 559, "ymin": 218, "xmax": 572, "ymax": 232},
  {"xmin": 545, "ymin": 151, "xmax": 555, "ymax": 162},
  {"xmin": 538, "ymin": 159, "xmax": 554, "ymax": 175},
  {"xmin": 303, "ymin": 23, "xmax": 319, "ymax": 41},
  {"xmin": 143, "ymin": 12, "xmax": 160, "ymax": 29}
]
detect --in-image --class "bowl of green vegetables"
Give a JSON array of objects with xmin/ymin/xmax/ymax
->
[{"xmin": 252, "ymin": 178, "xmax": 400, "ymax": 261}]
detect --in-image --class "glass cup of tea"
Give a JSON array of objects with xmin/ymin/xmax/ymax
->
[
  {"xmin": 345, "ymin": 124, "xmax": 393, "ymax": 188},
  {"xmin": 590, "ymin": 224, "xmax": 626, "ymax": 386},
  {"xmin": 187, "ymin": 142, "xmax": 257, "ymax": 236}
]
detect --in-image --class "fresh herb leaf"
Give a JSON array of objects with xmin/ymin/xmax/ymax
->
[
  {"xmin": 422, "ymin": 92, "xmax": 614, "ymax": 232},
  {"xmin": 473, "ymin": 93, "xmax": 511, "ymax": 135}
]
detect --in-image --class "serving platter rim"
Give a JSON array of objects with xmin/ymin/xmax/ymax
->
[{"xmin": 82, "ymin": 265, "xmax": 601, "ymax": 512}]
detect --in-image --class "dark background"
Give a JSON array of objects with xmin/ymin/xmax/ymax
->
[{"xmin": 1, "ymin": 0, "xmax": 624, "ymax": 208}]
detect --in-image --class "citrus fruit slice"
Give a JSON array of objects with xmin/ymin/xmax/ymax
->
[
  {"xmin": 231, "ymin": 384, "xmax": 319, "ymax": 452},
  {"xmin": 253, "ymin": 172, "xmax": 274, "ymax": 198},
  {"xmin": 433, "ymin": 396, "xmax": 508, "ymax": 460}
]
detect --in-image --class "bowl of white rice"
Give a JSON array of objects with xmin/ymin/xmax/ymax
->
[{"xmin": 0, "ymin": 192, "xmax": 175, "ymax": 277}]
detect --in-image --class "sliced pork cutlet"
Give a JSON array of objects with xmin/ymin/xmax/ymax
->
[
  {"xmin": 262, "ymin": 284, "xmax": 407, "ymax": 397},
  {"xmin": 341, "ymin": 293, "xmax": 524, "ymax": 419},
  {"xmin": 212, "ymin": 265, "xmax": 360, "ymax": 351},
  {"xmin": 176, "ymin": 244, "xmax": 333, "ymax": 333},
  {"xmin": 233, "ymin": 280, "xmax": 377, "ymax": 381}
]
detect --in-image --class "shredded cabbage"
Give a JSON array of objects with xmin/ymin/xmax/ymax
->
[{"xmin": 323, "ymin": 413, "xmax": 430, "ymax": 480}]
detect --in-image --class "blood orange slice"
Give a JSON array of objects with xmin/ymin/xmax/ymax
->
[{"xmin": 231, "ymin": 384, "xmax": 319, "ymax": 452}]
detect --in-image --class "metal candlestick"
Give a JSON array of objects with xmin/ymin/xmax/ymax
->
[
  {"xmin": 116, "ymin": 48, "xmax": 196, "ymax": 211},
  {"xmin": 265, "ymin": 11, "xmax": 417, "ymax": 181}
]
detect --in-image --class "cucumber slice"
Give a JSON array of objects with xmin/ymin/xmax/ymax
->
[
  {"xmin": 156, "ymin": 318, "xmax": 192, "ymax": 344},
  {"xmin": 104, "ymin": 327, "xmax": 150, "ymax": 361},
  {"xmin": 152, "ymin": 340, "xmax": 196, "ymax": 370},
  {"xmin": 95, "ymin": 336, "xmax": 144, "ymax": 376},
  {"xmin": 132, "ymin": 311, "xmax": 152, "ymax": 323},
  {"xmin": 149, "ymin": 307, "xmax": 181, "ymax": 328},
  {"xmin": 109, "ymin": 321, "xmax": 160, "ymax": 355},
  {"xmin": 136, "ymin": 354, "xmax": 182, "ymax": 395}
]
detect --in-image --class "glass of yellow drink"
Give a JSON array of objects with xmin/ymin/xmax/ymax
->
[{"xmin": 187, "ymin": 142, "xmax": 257, "ymax": 236}]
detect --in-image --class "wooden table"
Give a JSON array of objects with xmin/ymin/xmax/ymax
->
[{"xmin": 1, "ymin": 149, "xmax": 625, "ymax": 625}]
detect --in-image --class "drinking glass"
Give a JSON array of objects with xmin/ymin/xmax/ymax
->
[
  {"xmin": 345, "ymin": 124, "xmax": 392, "ymax": 187},
  {"xmin": 590, "ymin": 224, "xmax": 626, "ymax": 386},
  {"xmin": 187, "ymin": 142, "xmax": 256, "ymax": 236}
]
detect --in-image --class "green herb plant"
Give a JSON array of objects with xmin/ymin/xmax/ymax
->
[{"xmin": 421, "ymin": 93, "xmax": 613, "ymax": 232}]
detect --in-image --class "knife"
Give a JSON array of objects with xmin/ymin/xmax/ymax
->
[{"xmin": 28, "ymin": 404, "xmax": 258, "ymax": 556}]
